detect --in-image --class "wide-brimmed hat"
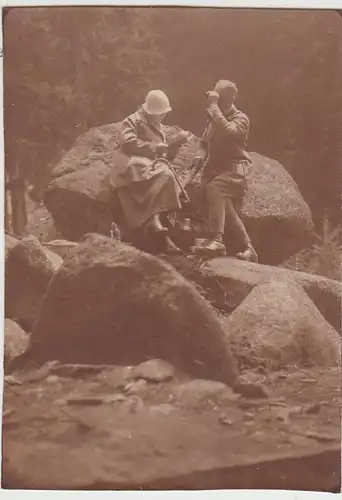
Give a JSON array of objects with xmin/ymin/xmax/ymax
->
[{"xmin": 142, "ymin": 90, "xmax": 172, "ymax": 115}]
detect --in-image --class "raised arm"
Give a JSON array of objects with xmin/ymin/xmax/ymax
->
[
  {"xmin": 119, "ymin": 116, "xmax": 157, "ymax": 159},
  {"xmin": 207, "ymin": 105, "xmax": 249, "ymax": 137}
]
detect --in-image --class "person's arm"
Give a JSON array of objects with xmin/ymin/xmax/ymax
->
[
  {"xmin": 119, "ymin": 116, "xmax": 157, "ymax": 159},
  {"xmin": 207, "ymin": 106, "xmax": 249, "ymax": 137}
]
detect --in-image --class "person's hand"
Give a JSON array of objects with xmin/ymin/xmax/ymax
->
[
  {"xmin": 155, "ymin": 143, "xmax": 168, "ymax": 156},
  {"xmin": 177, "ymin": 130, "xmax": 192, "ymax": 143},
  {"xmin": 206, "ymin": 90, "xmax": 219, "ymax": 106}
]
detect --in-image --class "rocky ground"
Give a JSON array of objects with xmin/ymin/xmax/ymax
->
[{"xmin": 3, "ymin": 361, "xmax": 341, "ymax": 491}]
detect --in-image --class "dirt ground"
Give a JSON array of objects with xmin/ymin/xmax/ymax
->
[{"xmin": 2, "ymin": 363, "xmax": 341, "ymax": 491}]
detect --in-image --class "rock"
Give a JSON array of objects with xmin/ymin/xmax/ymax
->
[
  {"xmin": 224, "ymin": 280, "xmax": 341, "ymax": 371},
  {"xmin": 44, "ymin": 123, "xmax": 200, "ymax": 242},
  {"xmin": 4, "ymin": 319, "xmax": 29, "ymax": 368},
  {"xmin": 45, "ymin": 161, "xmax": 114, "ymax": 241},
  {"xmin": 5, "ymin": 235, "xmax": 62, "ymax": 332},
  {"xmin": 132, "ymin": 359, "xmax": 175, "ymax": 383},
  {"xmin": 44, "ymin": 240, "xmax": 78, "ymax": 259},
  {"xmin": 238, "ymin": 152, "xmax": 314, "ymax": 264},
  {"xmin": 5, "ymin": 233, "xmax": 19, "ymax": 260},
  {"xmin": 200, "ymin": 257, "xmax": 342, "ymax": 333},
  {"xmin": 234, "ymin": 382, "xmax": 270, "ymax": 399},
  {"xmin": 173, "ymin": 379, "xmax": 237, "ymax": 407},
  {"xmin": 10, "ymin": 233, "xmax": 238, "ymax": 386},
  {"xmin": 41, "ymin": 247, "xmax": 63, "ymax": 272},
  {"xmin": 44, "ymin": 123, "xmax": 313, "ymax": 264}
]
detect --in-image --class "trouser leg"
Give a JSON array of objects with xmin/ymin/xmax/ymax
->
[
  {"xmin": 206, "ymin": 182, "xmax": 226, "ymax": 237},
  {"xmin": 225, "ymin": 197, "xmax": 251, "ymax": 250}
]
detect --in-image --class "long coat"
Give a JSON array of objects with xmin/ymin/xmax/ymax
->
[{"xmin": 109, "ymin": 108, "xmax": 168, "ymax": 190}]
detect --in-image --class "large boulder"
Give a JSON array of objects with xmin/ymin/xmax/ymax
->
[
  {"xmin": 44, "ymin": 122, "xmax": 313, "ymax": 264},
  {"xmin": 223, "ymin": 280, "xmax": 341, "ymax": 371},
  {"xmin": 237, "ymin": 152, "xmax": 314, "ymax": 264},
  {"xmin": 5, "ymin": 235, "xmax": 62, "ymax": 332},
  {"xmin": 200, "ymin": 257, "xmax": 342, "ymax": 333},
  {"xmin": 44, "ymin": 123, "xmax": 200, "ymax": 241},
  {"xmin": 10, "ymin": 234, "xmax": 238, "ymax": 386}
]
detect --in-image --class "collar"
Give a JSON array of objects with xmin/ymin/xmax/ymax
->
[
  {"xmin": 138, "ymin": 107, "xmax": 163, "ymax": 133},
  {"xmin": 223, "ymin": 104, "xmax": 237, "ymax": 117}
]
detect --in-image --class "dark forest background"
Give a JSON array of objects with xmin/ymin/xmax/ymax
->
[{"xmin": 3, "ymin": 7, "xmax": 341, "ymax": 229}]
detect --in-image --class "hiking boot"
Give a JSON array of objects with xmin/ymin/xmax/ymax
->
[
  {"xmin": 236, "ymin": 244, "xmax": 258, "ymax": 263},
  {"xmin": 146, "ymin": 214, "xmax": 168, "ymax": 233},
  {"xmin": 165, "ymin": 235, "xmax": 183, "ymax": 255},
  {"xmin": 195, "ymin": 236, "xmax": 226, "ymax": 256}
]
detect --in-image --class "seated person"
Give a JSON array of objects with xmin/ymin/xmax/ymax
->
[{"xmin": 110, "ymin": 89, "xmax": 189, "ymax": 254}]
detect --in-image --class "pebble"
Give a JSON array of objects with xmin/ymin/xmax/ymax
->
[
  {"xmin": 234, "ymin": 381, "xmax": 270, "ymax": 399},
  {"xmin": 243, "ymin": 412, "xmax": 255, "ymax": 421},
  {"xmin": 124, "ymin": 379, "xmax": 147, "ymax": 395},
  {"xmin": 305, "ymin": 403, "xmax": 321, "ymax": 415},
  {"xmin": 219, "ymin": 415, "xmax": 234, "ymax": 426},
  {"xmin": 132, "ymin": 359, "xmax": 175, "ymax": 383}
]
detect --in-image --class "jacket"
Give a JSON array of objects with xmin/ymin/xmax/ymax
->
[
  {"xmin": 199, "ymin": 104, "xmax": 251, "ymax": 180},
  {"xmin": 109, "ymin": 107, "xmax": 167, "ymax": 189}
]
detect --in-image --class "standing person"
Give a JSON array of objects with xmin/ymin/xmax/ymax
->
[
  {"xmin": 110, "ymin": 89, "xmax": 189, "ymax": 254},
  {"xmin": 194, "ymin": 80, "xmax": 258, "ymax": 262}
]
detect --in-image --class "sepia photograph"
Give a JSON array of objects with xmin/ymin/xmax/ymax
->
[{"xmin": 1, "ymin": 5, "xmax": 341, "ymax": 493}]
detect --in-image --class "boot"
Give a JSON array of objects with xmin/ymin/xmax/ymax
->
[
  {"xmin": 236, "ymin": 243, "xmax": 258, "ymax": 263},
  {"xmin": 195, "ymin": 234, "xmax": 226, "ymax": 256},
  {"xmin": 164, "ymin": 235, "xmax": 183, "ymax": 255},
  {"xmin": 146, "ymin": 214, "xmax": 168, "ymax": 233}
]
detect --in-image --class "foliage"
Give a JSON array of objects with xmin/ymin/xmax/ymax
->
[
  {"xmin": 282, "ymin": 214, "xmax": 341, "ymax": 281},
  {"xmin": 4, "ymin": 7, "xmax": 165, "ymax": 188},
  {"xmin": 3, "ymin": 7, "xmax": 341, "ymax": 227}
]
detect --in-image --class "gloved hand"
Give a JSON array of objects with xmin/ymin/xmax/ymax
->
[{"xmin": 155, "ymin": 143, "xmax": 168, "ymax": 157}]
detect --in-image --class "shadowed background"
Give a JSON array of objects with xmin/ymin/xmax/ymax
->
[{"xmin": 3, "ymin": 7, "xmax": 341, "ymax": 229}]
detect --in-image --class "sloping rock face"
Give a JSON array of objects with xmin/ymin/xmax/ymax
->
[
  {"xmin": 5, "ymin": 236, "xmax": 62, "ymax": 332},
  {"xmin": 12, "ymin": 234, "xmax": 238, "ymax": 386},
  {"xmin": 44, "ymin": 122, "xmax": 313, "ymax": 264},
  {"xmin": 222, "ymin": 280, "xmax": 341, "ymax": 371},
  {"xmin": 200, "ymin": 257, "xmax": 342, "ymax": 333}
]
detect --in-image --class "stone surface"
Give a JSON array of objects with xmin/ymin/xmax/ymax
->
[
  {"xmin": 132, "ymin": 359, "xmax": 175, "ymax": 382},
  {"xmin": 43, "ymin": 240, "xmax": 78, "ymax": 259},
  {"xmin": 223, "ymin": 280, "xmax": 341, "ymax": 371},
  {"xmin": 237, "ymin": 152, "xmax": 314, "ymax": 264},
  {"xmin": 5, "ymin": 233, "xmax": 19, "ymax": 260},
  {"xmin": 4, "ymin": 319, "xmax": 30, "ymax": 368},
  {"xmin": 44, "ymin": 122, "xmax": 313, "ymax": 264},
  {"xmin": 200, "ymin": 257, "xmax": 342, "ymax": 333},
  {"xmin": 10, "ymin": 233, "xmax": 238, "ymax": 386},
  {"xmin": 5, "ymin": 235, "xmax": 61, "ymax": 332},
  {"xmin": 2, "ymin": 364, "xmax": 340, "ymax": 491}
]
